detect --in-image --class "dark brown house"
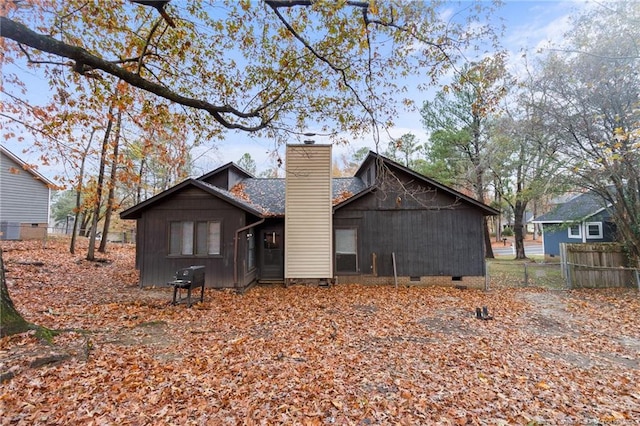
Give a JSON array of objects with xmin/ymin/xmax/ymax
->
[{"xmin": 120, "ymin": 145, "xmax": 498, "ymax": 289}]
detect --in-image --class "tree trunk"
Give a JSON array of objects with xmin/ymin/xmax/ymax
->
[
  {"xmin": 70, "ymin": 201, "xmax": 81, "ymax": 254},
  {"xmin": 0, "ymin": 248, "xmax": 59, "ymax": 341},
  {"xmin": 513, "ymin": 199, "xmax": 528, "ymax": 260},
  {"xmin": 1, "ymin": 249, "xmax": 60, "ymax": 341},
  {"xmin": 99, "ymin": 110, "xmax": 122, "ymax": 253},
  {"xmin": 87, "ymin": 110, "xmax": 114, "ymax": 261},
  {"xmin": 79, "ymin": 212, "xmax": 92, "ymax": 237},
  {"xmin": 474, "ymin": 161, "xmax": 494, "ymax": 259},
  {"xmin": 484, "ymin": 218, "xmax": 494, "ymax": 259},
  {"xmin": 0, "ymin": 248, "xmax": 32, "ymax": 337},
  {"xmin": 71, "ymin": 129, "xmax": 96, "ymax": 254},
  {"xmin": 136, "ymin": 156, "xmax": 146, "ymax": 204}
]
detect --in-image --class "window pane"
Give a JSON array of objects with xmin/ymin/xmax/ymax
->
[
  {"xmin": 335, "ymin": 228, "xmax": 357, "ymax": 273},
  {"xmin": 568, "ymin": 224, "xmax": 580, "ymax": 238},
  {"xmin": 247, "ymin": 229, "xmax": 255, "ymax": 270},
  {"xmin": 169, "ymin": 222, "xmax": 181, "ymax": 255},
  {"xmin": 196, "ymin": 222, "xmax": 208, "ymax": 255},
  {"xmin": 264, "ymin": 231, "xmax": 280, "ymax": 249},
  {"xmin": 182, "ymin": 221, "xmax": 194, "ymax": 255},
  {"xmin": 208, "ymin": 222, "xmax": 221, "ymax": 255},
  {"xmin": 587, "ymin": 222, "xmax": 602, "ymax": 238},
  {"xmin": 336, "ymin": 229, "xmax": 356, "ymax": 254}
]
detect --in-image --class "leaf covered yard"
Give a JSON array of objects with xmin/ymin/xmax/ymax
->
[{"xmin": 1, "ymin": 240, "xmax": 639, "ymax": 425}]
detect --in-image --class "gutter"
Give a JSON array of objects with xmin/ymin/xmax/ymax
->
[{"xmin": 234, "ymin": 218, "xmax": 265, "ymax": 285}]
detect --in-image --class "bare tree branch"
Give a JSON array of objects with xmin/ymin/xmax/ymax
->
[{"xmin": 0, "ymin": 16, "xmax": 269, "ymax": 132}]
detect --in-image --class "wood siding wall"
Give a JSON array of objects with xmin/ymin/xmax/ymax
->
[
  {"xmin": 285, "ymin": 144, "xmax": 333, "ymax": 279},
  {"xmin": 137, "ymin": 187, "xmax": 252, "ymax": 288},
  {"xmin": 335, "ymin": 208, "xmax": 486, "ymax": 277},
  {"xmin": 334, "ymin": 167, "xmax": 487, "ymax": 278},
  {"xmin": 0, "ymin": 150, "xmax": 50, "ymax": 224},
  {"xmin": 562, "ymin": 243, "xmax": 634, "ymax": 288}
]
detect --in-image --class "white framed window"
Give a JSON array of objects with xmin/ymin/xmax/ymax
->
[
  {"xmin": 568, "ymin": 224, "xmax": 581, "ymax": 239},
  {"xmin": 586, "ymin": 222, "xmax": 603, "ymax": 239},
  {"xmin": 169, "ymin": 220, "xmax": 221, "ymax": 256},
  {"xmin": 335, "ymin": 228, "xmax": 358, "ymax": 273},
  {"xmin": 246, "ymin": 229, "xmax": 256, "ymax": 270}
]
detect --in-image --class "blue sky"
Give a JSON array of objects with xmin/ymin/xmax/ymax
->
[
  {"xmin": 193, "ymin": 0, "xmax": 589, "ymax": 175},
  {"xmin": 1, "ymin": 1, "xmax": 590, "ymax": 181}
]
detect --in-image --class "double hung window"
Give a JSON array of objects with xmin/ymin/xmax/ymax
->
[
  {"xmin": 169, "ymin": 221, "xmax": 221, "ymax": 256},
  {"xmin": 568, "ymin": 224, "xmax": 581, "ymax": 239},
  {"xmin": 335, "ymin": 228, "xmax": 357, "ymax": 273},
  {"xmin": 586, "ymin": 222, "xmax": 603, "ymax": 239}
]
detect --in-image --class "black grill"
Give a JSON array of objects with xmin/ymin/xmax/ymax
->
[{"xmin": 168, "ymin": 265, "xmax": 205, "ymax": 307}]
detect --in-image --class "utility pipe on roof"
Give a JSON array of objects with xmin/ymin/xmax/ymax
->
[{"xmin": 234, "ymin": 218, "xmax": 265, "ymax": 285}]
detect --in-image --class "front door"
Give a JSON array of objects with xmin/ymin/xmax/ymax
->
[{"xmin": 260, "ymin": 228, "xmax": 284, "ymax": 280}]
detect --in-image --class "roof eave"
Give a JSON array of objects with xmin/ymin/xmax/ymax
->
[
  {"xmin": 120, "ymin": 178, "xmax": 264, "ymax": 220},
  {"xmin": 361, "ymin": 151, "xmax": 499, "ymax": 216}
]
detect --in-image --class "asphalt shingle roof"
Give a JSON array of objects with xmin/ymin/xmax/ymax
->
[
  {"xmin": 535, "ymin": 191, "xmax": 610, "ymax": 222},
  {"xmin": 121, "ymin": 151, "xmax": 498, "ymax": 220},
  {"xmin": 228, "ymin": 177, "xmax": 368, "ymax": 216}
]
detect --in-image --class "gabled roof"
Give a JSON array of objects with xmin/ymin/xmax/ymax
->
[
  {"xmin": 351, "ymin": 151, "xmax": 499, "ymax": 215},
  {"xmin": 197, "ymin": 161, "xmax": 254, "ymax": 181},
  {"xmin": 533, "ymin": 191, "xmax": 610, "ymax": 223},
  {"xmin": 120, "ymin": 178, "xmax": 264, "ymax": 219},
  {"xmin": 0, "ymin": 145, "xmax": 55, "ymax": 187},
  {"xmin": 120, "ymin": 150, "xmax": 498, "ymax": 220}
]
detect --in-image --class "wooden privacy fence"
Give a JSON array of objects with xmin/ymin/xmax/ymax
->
[{"xmin": 560, "ymin": 243, "xmax": 639, "ymax": 289}]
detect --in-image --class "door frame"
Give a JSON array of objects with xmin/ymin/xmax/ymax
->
[{"xmin": 258, "ymin": 223, "xmax": 284, "ymax": 280}]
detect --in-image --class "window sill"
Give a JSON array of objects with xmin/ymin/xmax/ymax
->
[{"xmin": 167, "ymin": 254, "xmax": 223, "ymax": 259}]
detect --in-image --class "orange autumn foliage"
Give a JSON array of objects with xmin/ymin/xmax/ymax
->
[{"xmin": 1, "ymin": 239, "xmax": 639, "ymax": 424}]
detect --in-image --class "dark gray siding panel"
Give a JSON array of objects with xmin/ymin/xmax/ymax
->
[
  {"xmin": 335, "ymin": 205, "xmax": 486, "ymax": 277},
  {"xmin": 137, "ymin": 188, "xmax": 248, "ymax": 288},
  {"xmin": 201, "ymin": 173, "xmax": 229, "ymax": 190}
]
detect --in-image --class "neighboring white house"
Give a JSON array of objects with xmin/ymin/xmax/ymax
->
[{"xmin": 0, "ymin": 145, "xmax": 53, "ymax": 240}]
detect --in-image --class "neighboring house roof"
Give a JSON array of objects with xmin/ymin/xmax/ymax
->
[
  {"xmin": 0, "ymin": 145, "xmax": 55, "ymax": 187},
  {"xmin": 120, "ymin": 151, "xmax": 498, "ymax": 220},
  {"xmin": 533, "ymin": 191, "xmax": 611, "ymax": 223}
]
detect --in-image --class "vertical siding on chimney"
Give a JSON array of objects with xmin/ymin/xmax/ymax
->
[{"xmin": 285, "ymin": 144, "xmax": 333, "ymax": 279}]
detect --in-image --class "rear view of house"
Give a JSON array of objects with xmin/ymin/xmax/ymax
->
[
  {"xmin": 120, "ymin": 144, "xmax": 498, "ymax": 289},
  {"xmin": 0, "ymin": 146, "xmax": 53, "ymax": 240}
]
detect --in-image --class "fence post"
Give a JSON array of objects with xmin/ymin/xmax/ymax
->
[
  {"xmin": 560, "ymin": 243, "xmax": 571, "ymax": 289},
  {"xmin": 485, "ymin": 259, "xmax": 489, "ymax": 291},
  {"xmin": 523, "ymin": 262, "xmax": 528, "ymax": 287}
]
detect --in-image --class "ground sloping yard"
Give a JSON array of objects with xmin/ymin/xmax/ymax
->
[{"xmin": 1, "ymin": 239, "xmax": 639, "ymax": 425}]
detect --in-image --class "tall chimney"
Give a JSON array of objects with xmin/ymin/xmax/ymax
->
[{"xmin": 284, "ymin": 144, "xmax": 333, "ymax": 282}]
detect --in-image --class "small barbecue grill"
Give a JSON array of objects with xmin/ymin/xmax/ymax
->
[{"xmin": 168, "ymin": 265, "xmax": 205, "ymax": 307}]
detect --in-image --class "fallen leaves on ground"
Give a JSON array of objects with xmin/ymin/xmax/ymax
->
[{"xmin": 1, "ymin": 239, "xmax": 639, "ymax": 425}]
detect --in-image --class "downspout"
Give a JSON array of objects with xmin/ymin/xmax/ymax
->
[{"xmin": 234, "ymin": 218, "xmax": 265, "ymax": 285}]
